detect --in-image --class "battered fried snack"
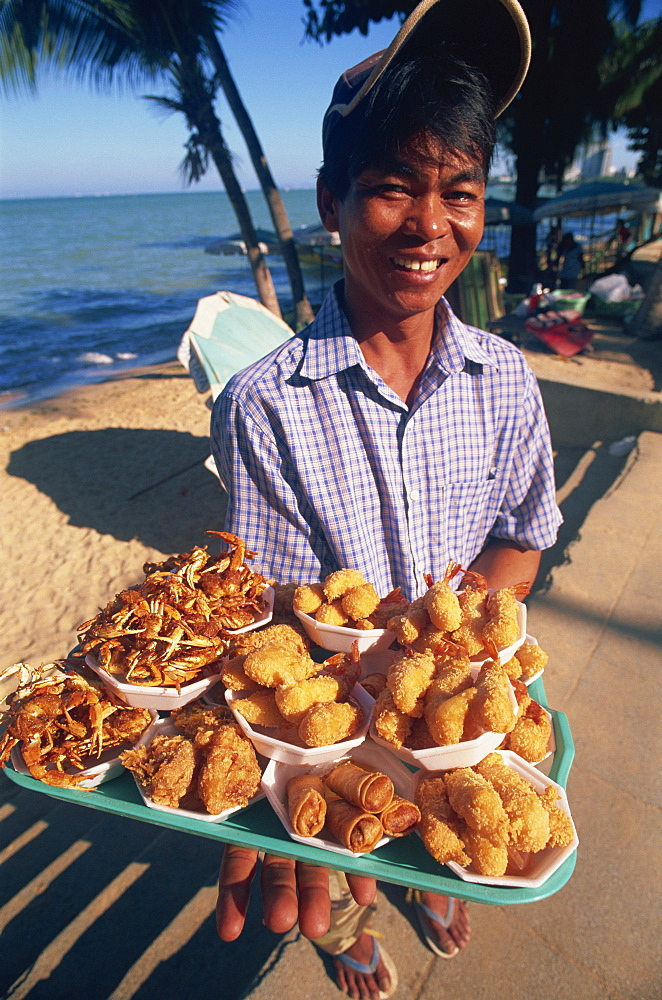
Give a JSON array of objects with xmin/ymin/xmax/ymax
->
[
  {"xmin": 368, "ymin": 589, "xmax": 409, "ymax": 629},
  {"xmin": 514, "ymin": 640, "xmax": 549, "ymax": 679},
  {"xmin": 228, "ymin": 623, "xmax": 310, "ymax": 659},
  {"xmin": 386, "ymin": 649, "xmax": 436, "ymax": 717},
  {"xmin": 287, "ymin": 773, "xmax": 327, "ymax": 837},
  {"xmin": 481, "ymin": 585, "xmax": 527, "ymax": 655},
  {"xmin": 219, "ymin": 656, "xmax": 261, "ymax": 692},
  {"xmin": 340, "ymin": 583, "xmax": 381, "ymax": 622},
  {"xmin": 424, "ymin": 686, "xmax": 477, "ymax": 746},
  {"xmin": 444, "ymin": 767, "xmax": 509, "ymax": 846},
  {"xmin": 232, "ymin": 689, "xmax": 287, "ymax": 729},
  {"xmin": 422, "ymin": 564, "xmax": 463, "ymax": 631},
  {"xmin": 378, "ymin": 795, "xmax": 421, "ymax": 837},
  {"xmin": 323, "ymin": 569, "xmax": 367, "ymax": 602},
  {"xmin": 292, "ymin": 582, "xmax": 326, "ymax": 615},
  {"xmin": 458, "ymin": 821, "xmax": 509, "ymax": 876},
  {"xmin": 467, "ymin": 661, "xmax": 517, "ymax": 735},
  {"xmin": 387, "ymin": 599, "xmax": 428, "ymax": 646},
  {"xmin": 429, "ymin": 656, "xmax": 474, "ymax": 698},
  {"xmin": 450, "ymin": 579, "xmax": 489, "ymax": 656},
  {"xmin": 314, "ymin": 600, "xmax": 350, "ymax": 626},
  {"xmin": 324, "ymin": 760, "xmax": 394, "ymax": 812},
  {"xmin": 324, "ymin": 791, "xmax": 384, "ymax": 853},
  {"xmin": 242, "ymin": 642, "xmax": 317, "ymax": 688},
  {"xmin": 372, "ymin": 688, "xmax": 412, "ymax": 748},
  {"xmin": 475, "ymin": 753, "xmax": 550, "ymax": 852},
  {"xmin": 501, "ymin": 700, "xmax": 552, "ymax": 763},
  {"xmin": 122, "ymin": 734, "xmax": 196, "ymax": 809},
  {"xmin": 196, "ymin": 723, "xmax": 261, "ymax": 813},
  {"xmin": 275, "ymin": 675, "xmax": 347, "ymax": 724},
  {"xmin": 171, "ymin": 700, "xmax": 234, "ymax": 735},
  {"xmin": 298, "ymin": 700, "xmax": 363, "ymax": 748},
  {"xmin": 415, "ymin": 776, "xmax": 470, "ymax": 866},
  {"xmin": 538, "ymin": 786, "xmax": 575, "ymax": 847},
  {"xmin": 406, "ymin": 716, "xmax": 437, "ymax": 750}
]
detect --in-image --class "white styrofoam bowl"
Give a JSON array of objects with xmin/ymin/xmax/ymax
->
[
  {"xmin": 262, "ymin": 737, "xmax": 417, "ymax": 857},
  {"xmin": 127, "ymin": 716, "xmax": 265, "ymax": 822},
  {"xmin": 293, "ymin": 607, "xmax": 395, "ymax": 654},
  {"xmin": 442, "ymin": 749, "xmax": 578, "ymax": 888},
  {"xmin": 85, "ymin": 655, "xmax": 222, "ymax": 710},
  {"xmin": 226, "ymin": 683, "xmax": 373, "ymax": 766},
  {"xmin": 10, "ymin": 709, "xmax": 159, "ymax": 788},
  {"xmin": 225, "ymin": 585, "xmax": 275, "ymax": 634}
]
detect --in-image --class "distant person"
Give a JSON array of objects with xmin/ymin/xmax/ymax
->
[
  {"xmin": 616, "ymin": 218, "xmax": 631, "ymax": 259},
  {"xmin": 557, "ymin": 232, "xmax": 584, "ymax": 289}
]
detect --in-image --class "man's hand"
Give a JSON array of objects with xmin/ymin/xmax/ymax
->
[{"xmin": 216, "ymin": 846, "xmax": 377, "ymax": 942}]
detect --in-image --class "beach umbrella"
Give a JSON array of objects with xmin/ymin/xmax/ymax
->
[{"xmin": 533, "ymin": 180, "xmax": 662, "ymax": 221}]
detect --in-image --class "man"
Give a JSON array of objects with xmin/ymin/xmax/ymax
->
[{"xmin": 211, "ymin": 2, "xmax": 561, "ymax": 997}]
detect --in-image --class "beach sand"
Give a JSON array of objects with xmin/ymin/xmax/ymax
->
[{"xmin": 1, "ymin": 362, "xmax": 227, "ymax": 672}]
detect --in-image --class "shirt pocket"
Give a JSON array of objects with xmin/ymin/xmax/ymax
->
[{"xmin": 441, "ymin": 477, "xmax": 502, "ymax": 561}]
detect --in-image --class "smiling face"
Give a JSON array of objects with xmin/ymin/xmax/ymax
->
[{"xmin": 318, "ymin": 133, "xmax": 486, "ymax": 336}]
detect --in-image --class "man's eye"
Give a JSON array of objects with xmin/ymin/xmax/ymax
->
[{"xmin": 446, "ymin": 190, "xmax": 479, "ymax": 203}]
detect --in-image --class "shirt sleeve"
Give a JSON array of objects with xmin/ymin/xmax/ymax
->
[
  {"xmin": 210, "ymin": 388, "xmax": 330, "ymax": 584},
  {"xmin": 489, "ymin": 367, "xmax": 563, "ymax": 551}
]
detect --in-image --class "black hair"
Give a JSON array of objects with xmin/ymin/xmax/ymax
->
[{"xmin": 321, "ymin": 42, "xmax": 497, "ymax": 199}]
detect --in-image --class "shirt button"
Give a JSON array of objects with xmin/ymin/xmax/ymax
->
[{"xmin": 409, "ymin": 488, "xmax": 420, "ymax": 500}]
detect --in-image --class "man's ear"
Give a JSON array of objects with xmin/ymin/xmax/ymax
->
[{"xmin": 317, "ymin": 175, "xmax": 340, "ymax": 235}]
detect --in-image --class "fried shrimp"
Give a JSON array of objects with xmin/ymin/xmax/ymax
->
[
  {"xmin": 386, "ymin": 599, "xmax": 428, "ymax": 645},
  {"xmin": 423, "ymin": 563, "xmax": 463, "ymax": 631},
  {"xmin": 372, "ymin": 688, "xmax": 412, "ymax": 748},
  {"xmin": 275, "ymin": 675, "xmax": 347, "ymax": 724},
  {"xmin": 514, "ymin": 640, "xmax": 549, "ymax": 679},
  {"xmin": 481, "ymin": 585, "xmax": 527, "ymax": 655},
  {"xmin": 450, "ymin": 580, "xmax": 489, "ymax": 656},
  {"xmin": 242, "ymin": 642, "xmax": 316, "ymax": 688},
  {"xmin": 468, "ymin": 661, "xmax": 517, "ymax": 735},
  {"xmin": 458, "ymin": 821, "xmax": 509, "ymax": 876},
  {"xmin": 297, "ymin": 700, "xmax": 362, "ymax": 747},
  {"xmin": 415, "ymin": 776, "xmax": 470, "ymax": 866},
  {"xmin": 323, "ymin": 569, "xmax": 367, "ymax": 602},
  {"xmin": 475, "ymin": 753, "xmax": 550, "ymax": 852},
  {"xmin": 444, "ymin": 767, "xmax": 509, "ymax": 846},
  {"xmin": 424, "ymin": 686, "xmax": 477, "ymax": 745},
  {"xmin": 359, "ymin": 672, "xmax": 388, "ymax": 700},
  {"xmin": 386, "ymin": 649, "xmax": 436, "ymax": 717},
  {"xmin": 502, "ymin": 700, "xmax": 552, "ymax": 762},
  {"xmin": 538, "ymin": 786, "xmax": 575, "ymax": 847}
]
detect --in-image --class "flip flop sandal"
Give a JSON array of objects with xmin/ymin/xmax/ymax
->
[
  {"xmin": 411, "ymin": 893, "xmax": 461, "ymax": 959},
  {"xmin": 335, "ymin": 934, "xmax": 399, "ymax": 999}
]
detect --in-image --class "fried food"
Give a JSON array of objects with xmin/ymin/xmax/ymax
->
[
  {"xmin": 323, "ymin": 792, "xmax": 384, "ymax": 853},
  {"xmin": 228, "ymin": 623, "xmax": 310, "ymax": 658},
  {"xmin": 467, "ymin": 661, "xmax": 517, "ymax": 735},
  {"xmin": 406, "ymin": 716, "xmax": 437, "ymax": 750},
  {"xmin": 475, "ymin": 753, "xmax": 550, "ymax": 851},
  {"xmin": 458, "ymin": 821, "xmax": 509, "ymax": 876},
  {"xmin": 481, "ymin": 585, "xmax": 526, "ymax": 655},
  {"xmin": 378, "ymin": 796, "xmax": 421, "ymax": 837},
  {"xmin": 324, "ymin": 760, "xmax": 394, "ymax": 812},
  {"xmin": 369, "ymin": 589, "xmax": 409, "ymax": 629},
  {"xmin": 444, "ymin": 767, "xmax": 509, "ymax": 846},
  {"xmin": 501, "ymin": 700, "xmax": 552, "ymax": 762},
  {"xmin": 430, "ymin": 657, "xmax": 474, "ymax": 697},
  {"xmin": 450, "ymin": 581, "xmax": 489, "ymax": 656},
  {"xmin": 242, "ymin": 642, "xmax": 316, "ymax": 688},
  {"xmin": 424, "ymin": 686, "xmax": 477, "ymax": 745},
  {"xmin": 171, "ymin": 700, "xmax": 234, "ymax": 735},
  {"xmin": 514, "ymin": 640, "xmax": 549, "ymax": 679},
  {"xmin": 538, "ymin": 786, "xmax": 575, "ymax": 847},
  {"xmin": 340, "ymin": 583, "xmax": 380, "ymax": 622},
  {"xmin": 293, "ymin": 582, "xmax": 326, "ymax": 615},
  {"xmin": 387, "ymin": 599, "xmax": 428, "ymax": 645},
  {"xmin": 323, "ymin": 569, "xmax": 367, "ymax": 602},
  {"xmin": 232, "ymin": 689, "xmax": 286, "ymax": 729},
  {"xmin": 122, "ymin": 734, "xmax": 196, "ymax": 808},
  {"xmin": 275, "ymin": 675, "xmax": 347, "ymax": 724},
  {"xmin": 287, "ymin": 773, "xmax": 327, "ymax": 836},
  {"xmin": 298, "ymin": 700, "xmax": 363, "ymax": 748},
  {"xmin": 422, "ymin": 563, "xmax": 463, "ymax": 631},
  {"xmin": 314, "ymin": 600, "xmax": 350, "ymax": 626},
  {"xmin": 195, "ymin": 723, "xmax": 261, "ymax": 814},
  {"xmin": 386, "ymin": 649, "xmax": 436, "ymax": 717},
  {"xmin": 415, "ymin": 776, "xmax": 470, "ymax": 866},
  {"xmin": 219, "ymin": 656, "xmax": 261, "ymax": 692},
  {"xmin": 372, "ymin": 688, "xmax": 412, "ymax": 748}
]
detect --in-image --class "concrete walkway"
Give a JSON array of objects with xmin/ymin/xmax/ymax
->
[{"xmin": 1, "ymin": 431, "xmax": 660, "ymax": 1000}]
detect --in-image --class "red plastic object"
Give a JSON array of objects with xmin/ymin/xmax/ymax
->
[{"xmin": 525, "ymin": 310, "xmax": 593, "ymax": 358}]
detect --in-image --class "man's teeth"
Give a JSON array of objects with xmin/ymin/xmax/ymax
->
[{"xmin": 392, "ymin": 257, "xmax": 441, "ymax": 272}]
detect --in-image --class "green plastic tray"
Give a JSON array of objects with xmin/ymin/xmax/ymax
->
[{"xmin": 2, "ymin": 675, "xmax": 576, "ymax": 906}]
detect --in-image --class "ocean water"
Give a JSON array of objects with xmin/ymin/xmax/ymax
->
[{"xmin": 0, "ymin": 188, "xmax": 328, "ymax": 407}]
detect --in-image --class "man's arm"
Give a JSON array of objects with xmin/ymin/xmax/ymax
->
[{"xmin": 468, "ymin": 537, "xmax": 541, "ymax": 591}]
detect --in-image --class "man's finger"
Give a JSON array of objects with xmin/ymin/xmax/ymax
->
[
  {"xmin": 294, "ymin": 861, "xmax": 331, "ymax": 940},
  {"xmin": 216, "ymin": 845, "xmax": 259, "ymax": 941},
  {"xmin": 260, "ymin": 853, "xmax": 301, "ymax": 934},
  {"xmin": 346, "ymin": 872, "xmax": 378, "ymax": 907}
]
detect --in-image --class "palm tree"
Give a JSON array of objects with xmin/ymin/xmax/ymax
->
[{"xmin": 0, "ymin": 0, "xmax": 310, "ymax": 320}]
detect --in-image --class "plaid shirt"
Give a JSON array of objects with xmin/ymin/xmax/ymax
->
[{"xmin": 211, "ymin": 284, "xmax": 562, "ymax": 600}]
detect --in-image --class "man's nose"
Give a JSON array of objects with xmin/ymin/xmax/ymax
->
[{"xmin": 402, "ymin": 195, "xmax": 448, "ymax": 242}]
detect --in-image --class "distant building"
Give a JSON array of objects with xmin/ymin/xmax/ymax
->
[{"xmin": 565, "ymin": 140, "xmax": 612, "ymax": 182}]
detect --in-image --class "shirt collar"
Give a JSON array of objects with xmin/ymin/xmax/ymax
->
[{"xmin": 299, "ymin": 282, "xmax": 498, "ymax": 382}]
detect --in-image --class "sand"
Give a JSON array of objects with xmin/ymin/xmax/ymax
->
[{"xmin": 1, "ymin": 362, "xmax": 227, "ymax": 671}]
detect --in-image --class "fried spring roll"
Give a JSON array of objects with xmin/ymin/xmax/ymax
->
[
  {"xmin": 286, "ymin": 773, "xmax": 327, "ymax": 837},
  {"xmin": 324, "ymin": 760, "xmax": 394, "ymax": 813},
  {"xmin": 378, "ymin": 795, "xmax": 421, "ymax": 837},
  {"xmin": 324, "ymin": 792, "xmax": 384, "ymax": 853}
]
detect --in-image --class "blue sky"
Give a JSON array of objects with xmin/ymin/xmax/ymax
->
[{"xmin": 0, "ymin": 0, "xmax": 658, "ymax": 199}]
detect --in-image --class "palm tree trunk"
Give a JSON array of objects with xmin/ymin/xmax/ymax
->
[
  {"xmin": 192, "ymin": 98, "xmax": 282, "ymax": 318},
  {"xmin": 205, "ymin": 32, "xmax": 315, "ymax": 328}
]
